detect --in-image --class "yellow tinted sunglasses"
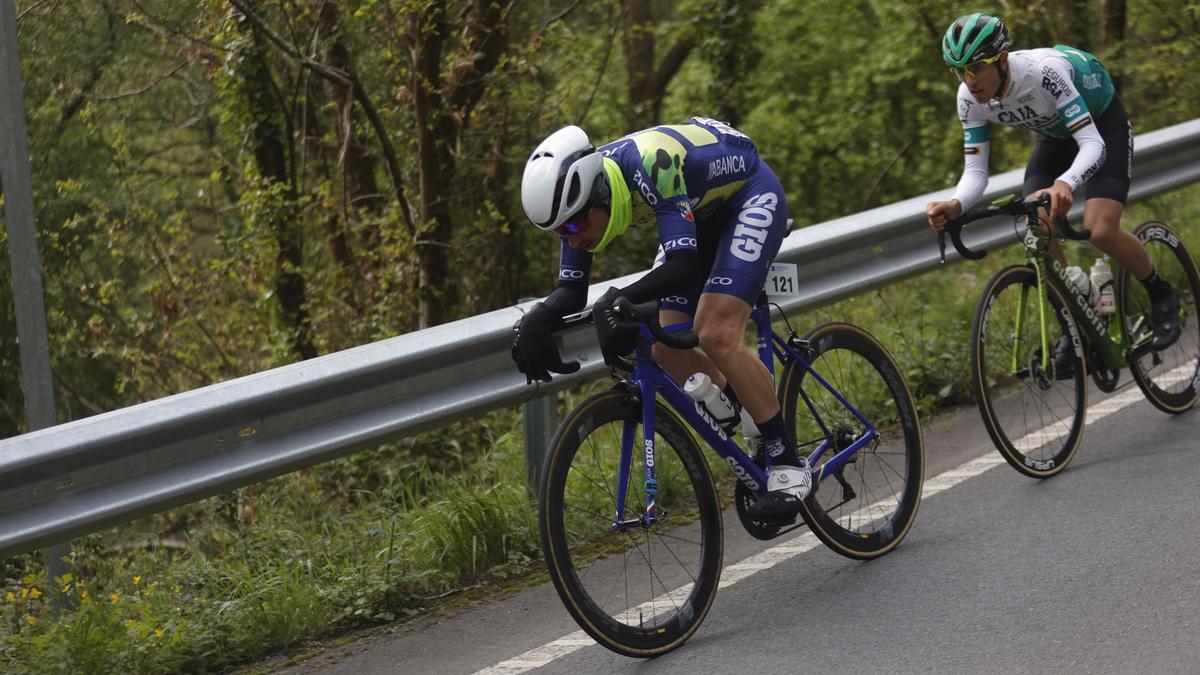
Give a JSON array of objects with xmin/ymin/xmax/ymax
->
[{"xmin": 949, "ymin": 52, "xmax": 1003, "ymax": 79}]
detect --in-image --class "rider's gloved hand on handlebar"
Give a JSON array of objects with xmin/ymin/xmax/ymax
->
[
  {"xmin": 512, "ymin": 302, "xmax": 580, "ymax": 384},
  {"xmin": 926, "ymin": 199, "xmax": 963, "ymax": 231},
  {"xmin": 592, "ymin": 287, "xmax": 641, "ymax": 368},
  {"xmin": 1028, "ymin": 180, "xmax": 1074, "ymax": 223}
]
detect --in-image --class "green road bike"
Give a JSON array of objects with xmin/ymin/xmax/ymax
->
[{"xmin": 941, "ymin": 194, "xmax": 1200, "ymax": 478}]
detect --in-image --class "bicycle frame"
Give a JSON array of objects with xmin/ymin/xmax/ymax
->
[
  {"xmin": 611, "ymin": 303, "xmax": 878, "ymax": 530},
  {"xmin": 1014, "ymin": 223, "xmax": 1140, "ymax": 373}
]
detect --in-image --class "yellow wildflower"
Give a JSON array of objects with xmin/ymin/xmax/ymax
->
[
  {"xmin": 133, "ymin": 575, "xmax": 141, "ymax": 586},
  {"xmin": 28, "ymin": 587, "xmax": 41, "ymax": 599},
  {"xmin": 173, "ymin": 585, "xmax": 181, "ymax": 594},
  {"xmin": 80, "ymin": 591, "xmax": 89, "ymax": 601},
  {"xmin": 155, "ymin": 628, "xmax": 164, "ymax": 639},
  {"xmin": 61, "ymin": 583, "xmax": 71, "ymax": 593},
  {"xmin": 19, "ymin": 588, "xmax": 28, "ymax": 598},
  {"xmin": 25, "ymin": 615, "xmax": 36, "ymax": 627},
  {"xmin": 5, "ymin": 591, "xmax": 14, "ymax": 602},
  {"xmin": 111, "ymin": 593, "xmax": 119, "ymax": 605}
]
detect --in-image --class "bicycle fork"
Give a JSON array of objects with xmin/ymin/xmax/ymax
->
[{"xmin": 612, "ymin": 371, "xmax": 662, "ymax": 532}]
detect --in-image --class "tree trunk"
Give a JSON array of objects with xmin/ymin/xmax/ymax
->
[
  {"xmin": 411, "ymin": 0, "xmax": 511, "ymax": 328},
  {"xmin": 412, "ymin": 2, "xmax": 456, "ymax": 329},
  {"xmin": 704, "ymin": 0, "xmax": 763, "ymax": 127},
  {"xmin": 235, "ymin": 14, "xmax": 317, "ymax": 360},
  {"xmin": 1100, "ymin": 0, "xmax": 1127, "ymax": 92},
  {"xmin": 623, "ymin": 1, "xmax": 694, "ymax": 132}
]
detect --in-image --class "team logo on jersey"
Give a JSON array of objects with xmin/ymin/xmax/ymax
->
[
  {"xmin": 663, "ymin": 236, "xmax": 697, "ymax": 252},
  {"xmin": 633, "ymin": 168, "xmax": 659, "ymax": 205},
  {"xmin": 706, "ymin": 154, "xmax": 745, "ymax": 180},
  {"xmin": 1064, "ymin": 103, "xmax": 1082, "ymax": 119},
  {"xmin": 678, "ymin": 201, "xmax": 695, "ymax": 222},
  {"xmin": 1081, "ymin": 73, "xmax": 1102, "ymax": 89},
  {"xmin": 1040, "ymin": 66, "xmax": 1070, "ymax": 100},
  {"xmin": 730, "ymin": 192, "xmax": 777, "ymax": 262},
  {"xmin": 996, "ymin": 105, "xmax": 1041, "ymax": 125}
]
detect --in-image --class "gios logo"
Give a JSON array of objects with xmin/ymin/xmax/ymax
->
[
  {"xmin": 730, "ymin": 192, "xmax": 778, "ymax": 262},
  {"xmin": 724, "ymin": 456, "xmax": 760, "ymax": 491},
  {"xmin": 643, "ymin": 438, "xmax": 654, "ymax": 468},
  {"xmin": 707, "ymin": 276, "xmax": 734, "ymax": 286},
  {"xmin": 693, "ymin": 401, "xmax": 729, "ymax": 442},
  {"xmin": 559, "ymin": 268, "xmax": 586, "ymax": 281}
]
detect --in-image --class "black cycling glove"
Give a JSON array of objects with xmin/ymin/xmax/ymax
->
[
  {"xmin": 592, "ymin": 288, "xmax": 641, "ymax": 368},
  {"xmin": 512, "ymin": 302, "xmax": 580, "ymax": 384}
]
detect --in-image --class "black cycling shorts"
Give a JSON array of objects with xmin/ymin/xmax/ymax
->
[{"xmin": 1023, "ymin": 94, "xmax": 1132, "ymax": 204}]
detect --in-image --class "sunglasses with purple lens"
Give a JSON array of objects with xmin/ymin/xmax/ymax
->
[{"xmin": 553, "ymin": 213, "xmax": 591, "ymax": 236}]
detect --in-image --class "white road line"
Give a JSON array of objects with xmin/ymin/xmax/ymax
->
[{"xmin": 475, "ymin": 372, "xmax": 1187, "ymax": 674}]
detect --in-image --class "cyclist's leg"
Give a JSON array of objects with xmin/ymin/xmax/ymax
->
[
  {"xmin": 697, "ymin": 161, "xmax": 809, "ymax": 517},
  {"xmin": 1081, "ymin": 198, "xmax": 1149, "ymax": 276},
  {"xmin": 695, "ymin": 160, "xmax": 789, "ymax": 428},
  {"xmin": 651, "ymin": 247, "xmax": 721, "ymax": 385},
  {"xmin": 1080, "ymin": 96, "xmax": 1179, "ymax": 347},
  {"xmin": 1079, "ymin": 96, "xmax": 1148, "ymax": 276}
]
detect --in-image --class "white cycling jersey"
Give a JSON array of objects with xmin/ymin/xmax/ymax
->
[{"xmin": 952, "ymin": 46, "xmax": 1116, "ymax": 210}]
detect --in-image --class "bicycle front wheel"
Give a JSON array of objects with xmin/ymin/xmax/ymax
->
[
  {"xmin": 1118, "ymin": 220, "xmax": 1200, "ymax": 414},
  {"xmin": 539, "ymin": 388, "xmax": 723, "ymax": 658},
  {"xmin": 779, "ymin": 323, "xmax": 924, "ymax": 560},
  {"xmin": 971, "ymin": 265, "xmax": 1086, "ymax": 478}
]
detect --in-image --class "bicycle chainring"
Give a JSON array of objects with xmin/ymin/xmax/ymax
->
[{"xmin": 734, "ymin": 446, "xmax": 796, "ymax": 540}]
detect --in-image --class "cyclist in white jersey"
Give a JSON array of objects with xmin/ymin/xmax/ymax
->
[{"xmin": 926, "ymin": 13, "xmax": 1181, "ymax": 357}]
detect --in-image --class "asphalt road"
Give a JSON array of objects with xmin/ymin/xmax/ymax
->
[{"xmin": 279, "ymin": 381, "xmax": 1200, "ymax": 675}]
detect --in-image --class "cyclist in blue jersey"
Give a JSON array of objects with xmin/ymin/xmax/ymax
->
[
  {"xmin": 512, "ymin": 118, "xmax": 809, "ymax": 520},
  {"xmin": 926, "ymin": 12, "xmax": 1181, "ymax": 364}
]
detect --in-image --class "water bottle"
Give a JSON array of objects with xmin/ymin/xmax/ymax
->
[
  {"xmin": 683, "ymin": 373, "xmax": 739, "ymax": 432},
  {"xmin": 1064, "ymin": 265, "xmax": 1092, "ymax": 301},
  {"xmin": 1090, "ymin": 257, "xmax": 1115, "ymax": 315}
]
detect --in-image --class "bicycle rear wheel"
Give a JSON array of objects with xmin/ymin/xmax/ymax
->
[
  {"xmin": 779, "ymin": 323, "xmax": 924, "ymax": 560},
  {"xmin": 539, "ymin": 388, "xmax": 723, "ymax": 658},
  {"xmin": 971, "ymin": 265, "xmax": 1086, "ymax": 478},
  {"xmin": 1118, "ymin": 221, "xmax": 1200, "ymax": 414}
]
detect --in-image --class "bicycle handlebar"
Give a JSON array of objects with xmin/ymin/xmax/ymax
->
[
  {"xmin": 938, "ymin": 194, "xmax": 1091, "ymax": 264},
  {"xmin": 558, "ymin": 298, "xmax": 701, "ymax": 351}
]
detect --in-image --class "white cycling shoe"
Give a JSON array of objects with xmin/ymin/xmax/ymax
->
[{"xmin": 746, "ymin": 461, "xmax": 812, "ymax": 521}]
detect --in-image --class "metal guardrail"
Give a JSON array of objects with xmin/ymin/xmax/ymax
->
[{"xmin": 2, "ymin": 119, "xmax": 1199, "ymax": 559}]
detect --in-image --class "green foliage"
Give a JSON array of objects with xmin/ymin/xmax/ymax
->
[
  {"xmin": 0, "ymin": 415, "xmax": 540, "ymax": 672},
  {"xmin": 1, "ymin": 0, "xmax": 1200, "ymax": 668}
]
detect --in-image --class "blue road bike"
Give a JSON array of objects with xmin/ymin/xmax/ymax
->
[{"xmin": 537, "ymin": 295, "xmax": 924, "ymax": 657}]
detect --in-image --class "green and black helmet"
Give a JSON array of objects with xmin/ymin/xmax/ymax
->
[{"xmin": 942, "ymin": 13, "xmax": 1012, "ymax": 68}]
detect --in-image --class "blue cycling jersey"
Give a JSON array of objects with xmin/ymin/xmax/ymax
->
[{"xmin": 558, "ymin": 117, "xmax": 766, "ymax": 285}]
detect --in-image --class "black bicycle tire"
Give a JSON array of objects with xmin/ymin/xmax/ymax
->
[
  {"xmin": 779, "ymin": 322, "xmax": 924, "ymax": 560},
  {"xmin": 538, "ymin": 389, "xmax": 723, "ymax": 658},
  {"xmin": 1119, "ymin": 220, "xmax": 1200, "ymax": 414},
  {"xmin": 971, "ymin": 265, "xmax": 1087, "ymax": 478}
]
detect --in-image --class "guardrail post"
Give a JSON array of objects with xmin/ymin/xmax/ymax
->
[
  {"xmin": 523, "ymin": 394, "xmax": 557, "ymax": 496},
  {"xmin": 0, "ymin": 0, "xmax": 70, "ymax": 610}
]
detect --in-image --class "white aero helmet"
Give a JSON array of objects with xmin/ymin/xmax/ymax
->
[{"xmin": 521, "ymin": 125, "xmax": 606, "ymax": 231}]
